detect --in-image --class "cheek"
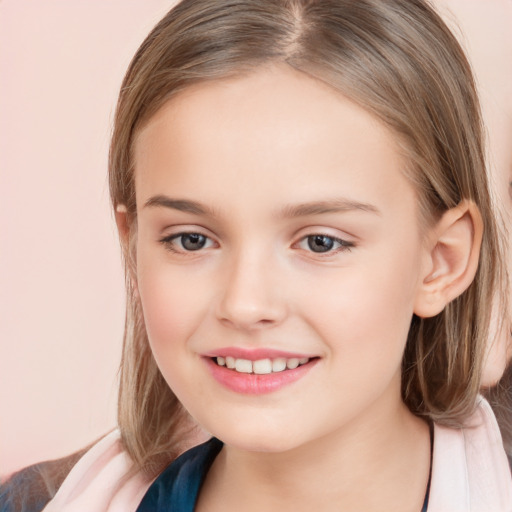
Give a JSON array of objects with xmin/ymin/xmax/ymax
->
[
  {"xmin": 138, "ymin": 272, "xmax": 188, "ymax": 345},
  {"xmin": 135, "ymin": 253, "xmax": 215, "ymax": 405},
  {"xmin": 136, "ymin": 246, "xmax": 208, "ymax": 358},
  {"xmin": 300, "ymin": 254, "xmax": 419, "ymax": 366}
]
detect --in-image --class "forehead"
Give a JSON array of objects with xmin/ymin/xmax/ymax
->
[
  {"xmin": 135, "ymin": 65, "xmax": 392, "ymax": 160},
  {"xmin": 133, "ymin": 64, "xmax": 415, "ymax": 218}
]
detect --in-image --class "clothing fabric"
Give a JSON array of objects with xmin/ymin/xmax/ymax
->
[
  {"xmin": 135, "ymin": 438, "xmax": 222, "ymax": 512},
  {"xmin": 136, "ymin": 434, "xmax": 430, "ymax": 512},
  {"xmin": 138, "ymin": 434, "xmax": 433, "ymax": 511},
  {"xmin": 428, "ymin": 397, "xmax": 512, "ymax": 511},
  {"xmin": 2, "ymin": 397, "xmax": 511, "ymax": 511}
]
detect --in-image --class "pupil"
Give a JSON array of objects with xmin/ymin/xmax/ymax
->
[
  {"xmin": 308, "ymin": 235, "xmax": 334, "ymax": 253},
  {"xmin": 182, "ymin": 233, "xmax": 206, "ymax": 250}
]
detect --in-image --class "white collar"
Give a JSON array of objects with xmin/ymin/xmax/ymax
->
[{"xmin": 428, "ymin": 397, "xmax": 512, "ymax": 511}]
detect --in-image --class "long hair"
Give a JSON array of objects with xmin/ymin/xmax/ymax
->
[
  {"xmin": 486, "ymin": 365, "xmax": 512, "ymax": 458},
  {"xmin": 108, "ymin": 0, "xmax": 503, "ymax": 476}
]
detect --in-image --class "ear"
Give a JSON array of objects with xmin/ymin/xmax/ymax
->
[
  {"xmin": 414, "ymin": 200, "xmax": 483, "ymax": 318},
  {"xmin": 115, "ymin": 204, "xmax": 139, "ymax": 296},
  {"xmin": 115, "ymin": 204, "xmax": 130, "ymax": 250}
]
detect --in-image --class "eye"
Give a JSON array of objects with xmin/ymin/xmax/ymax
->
[
  {"xmin": 160, "ymin": 232, "xmax": 215, "ymax": 252},
  {"xmin": 298, "ymin": 234, "xmax": 354, "ymax": 254}
]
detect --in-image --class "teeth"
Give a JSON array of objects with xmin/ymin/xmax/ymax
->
[
  {"xmin": 272, "ymin": 358, "xmax": 287, "ymax": 372},
  {"xmin": 253, "ymin": 359, "xmax": 272, "ymax": 375},
  {"xmin": 286, "ymin": 358, "xmax": 299, "ymax": 370},
  {"xmin": 235, "ymin": 359, "xmax": 253, "ymax": 373},
  {"xmin": 215, "ymin": 356, "xmax": 311, "ymax": 374}
]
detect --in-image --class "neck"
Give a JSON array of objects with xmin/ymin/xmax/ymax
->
[{"xmin": 197, "ymin": 387, "xmax": 431, "ymax": 512}]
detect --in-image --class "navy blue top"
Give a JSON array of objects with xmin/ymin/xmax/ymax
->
[
  {"xmin": 136, "ymin": 437, "xmax": 430, "ymax": 512},
  {"xmin": 136, "ymin": 438, "xmax": 223, "ymax": 512}
]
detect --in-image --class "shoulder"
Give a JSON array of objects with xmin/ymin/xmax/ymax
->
[
  {"xmin": 428, "ymin": 396, "xmax": 512, "ymax": 512},
  {"xmin": 36, "ymin": 432, "xmax": 220, "ymax": 512},
  {"xmin": 0, "ymin": 430, "xmax": 148, "ymax": 512},
  {"xmin": 39, "ymin": 430, "xmax": 153, "ymax": 512},
  {"xmin": 0, "ymin": 448, "xmax": 87, "ymax": 512},
  {"xmin": 12, "ymin": 430, "xmax": 218, "ymax": 512}
]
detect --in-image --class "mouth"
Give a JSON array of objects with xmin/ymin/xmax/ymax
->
[
  {"xmin": 204, "ymin": 352, "xmax": 319, "ymax": 394},
  {"xmin": 212, "ymin": 356, "xmax": 313, "ymax": 374}
]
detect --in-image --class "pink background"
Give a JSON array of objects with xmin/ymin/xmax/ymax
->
[
  {"xmin": 0, "ymin": 0, "xmax": 176, "ymax": 477},
  {"xmin": 1, "ymin": 0, "xmax": 510, "ymax": 479}
]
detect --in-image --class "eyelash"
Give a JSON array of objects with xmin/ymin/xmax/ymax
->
[
  {"xmin": 159, "ymin": 232, "xmax": 215, "ymax": 253},
  {"xmin": 296, "ymin": 234, "xmax": 354, "ymax": 255},
  {"xmin": 159, "ymin": 232, "xmax": 354, "ymax": 255}
]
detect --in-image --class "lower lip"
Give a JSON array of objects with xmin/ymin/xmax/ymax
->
[{"xmin": 204, "ymin": 357, "xmax": 318, "ymax": 395}]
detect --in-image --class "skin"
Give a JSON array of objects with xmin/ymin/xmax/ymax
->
[
  {"xmin": 435, "ymin": 0, "xmax": 512, "ymax": 385},
  {"xmin": 123, "ymin": 65, "xmax": 482, "ymax": 511}
]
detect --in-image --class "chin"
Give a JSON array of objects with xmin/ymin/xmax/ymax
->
[
  {"xmin": 206, "ymin": 422, "xmax": 305, "ymax": 453},
  {"xmin": 225, "ymin": 437, "xmax": 301, "ymax": 454}
]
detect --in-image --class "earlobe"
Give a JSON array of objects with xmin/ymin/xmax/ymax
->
[{"xmin": 414, "ymin": 200, "xmax": 483, "ymax": 318}]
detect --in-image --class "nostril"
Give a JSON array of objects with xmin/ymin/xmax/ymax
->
[
  {"xmin": 217, "ymin": 299, "xmax": 286, "ymax": 329},
  {"xmin": 219, "ymin": 315, "xmax": 279, "ymax": 330}
]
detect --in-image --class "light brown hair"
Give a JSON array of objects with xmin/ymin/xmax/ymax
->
[{"xmin": 109, "ymin": 0, "xmax": 503, "ymax": 476}]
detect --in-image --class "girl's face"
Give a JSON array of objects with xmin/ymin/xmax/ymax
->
[{"xmin": 132, "ymin": 65, "xmax": 431, "ymax": 452}]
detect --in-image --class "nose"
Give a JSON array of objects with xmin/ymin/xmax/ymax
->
[{"xmin": 216, "ymin": 248, "xmax": 287, "ymax": 331}]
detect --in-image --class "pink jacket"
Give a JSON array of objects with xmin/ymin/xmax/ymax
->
[{"xmin": 43, "ymin": 397, "xmax": 512, "ymax": 511}]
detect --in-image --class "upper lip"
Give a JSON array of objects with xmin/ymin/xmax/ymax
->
[{"xmin": 202, "ymin": 347, "xmax": 316, "ymax": 360}]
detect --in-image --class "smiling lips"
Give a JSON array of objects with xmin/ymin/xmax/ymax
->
[
  {"xmin": 215, "ymin": 356, "xmax": 310, "ymax": 374},
  {"xmin": 204, "ymin": 349, "xmax": 318, "ymax": 394}
]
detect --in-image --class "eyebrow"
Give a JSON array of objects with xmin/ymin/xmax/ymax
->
[
  {"xmin": 279, "ymin": 199, "xmax": 381, "ymax": 218},
  {"xmin": 144, "ymin": 195, "xmax": 217, "ymax": 216},
  {"xmin": 143, "ymin": 195, "xmax": 381, "ymax": 218}
]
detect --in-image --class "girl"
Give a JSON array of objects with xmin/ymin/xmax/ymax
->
[{"xmin": 2, "ymin": 0, "xmax": 511, "ymax": 510}]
